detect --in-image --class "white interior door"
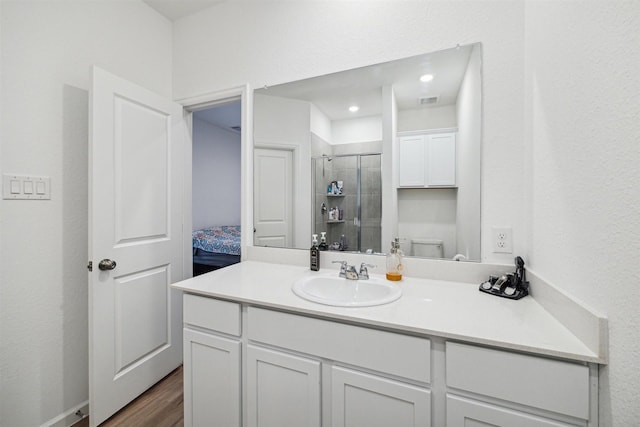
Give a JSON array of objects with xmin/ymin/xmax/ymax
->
[
  {"xmin": 253, "ymin": 148, "xmax": 293, "ymax": 247},
  {"xmin": 89, "ymin": 66, "xmax": 185, "ymax": 426}
]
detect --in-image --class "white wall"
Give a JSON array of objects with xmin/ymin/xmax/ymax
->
[
  {"xmin": 173, "ymin": 0, "xmax": 526, "ymax": 265},
  {"xmin": 309, "ymin": 103, "xmax": 332, "ymax": 143},
  {"xmin": 0, "ymin": 2, "xmax": 172, "ymax": 426},
  {"xmin": 192, "ymin": 117, "xmax": 241, "ymax": 230},
  {"xmin": 397, "ymin": 189, "xmax": 457, "ymax": 259},
  {"xmin": 397, "ymin": 105, "xmax": 457, "ymax": 132},
  {"xmin": 524, "ymin": 2, "xmax": 640, "ymax": 424},
  {"xmin": 331, "ymin": 115, "xmax": 382, "ymax": 145},
  {"xmin": 332, "ymin": 140, "xmax": 382, "ymax": 156},
  {"xmin": 455, "ymin": 44, "xmax": 482, "ymax": 261},
  {"xmin": 382, "ymin": 85, "xmax": 399, "ymax": 252}
]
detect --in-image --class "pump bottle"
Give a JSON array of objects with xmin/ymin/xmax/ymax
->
[
  {"xmin": 310, "ymin": 234, "xmax": 320, "ymax": 271},
  {"xmin": 386, "ymin": 238, "xmax": 404, "ymax": 281}
]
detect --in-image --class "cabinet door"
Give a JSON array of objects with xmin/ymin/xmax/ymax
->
[
  {"xmin": 446, "ymin": 395, "xmax": 576, "ymax": 427},
  {"xmin": 398, "ymin": 135, "xmax": 426, "ymax": 187},
  {"xmin": 183, "ymin": 329, "xmax": 241, "ymax": 427},
  {"xmin": 332, "ymin": 366, "xmax": 431, "ymax": 427},
  {"xmin": 427, "ymin": 133, "xmax": 456, "ymax": 186},
  {"xmin": 247, "ymin": 344, "xmax": 321, "ymax": 427}
]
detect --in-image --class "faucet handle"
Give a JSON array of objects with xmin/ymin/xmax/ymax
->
[
  {"xmin": 332, "ymin": 260, "xmax": 348, "ymax": 277},
  {"xmin": 359, "ymin": 263, "xmax": 376, "ymax": 279}
]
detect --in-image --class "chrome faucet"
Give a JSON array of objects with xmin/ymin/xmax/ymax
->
[
  {"xmin": 332, "ymin": 261, "xmax": 376, "ymax": 280},
  {"xmin": 332, "ymin": 260, "xmax": 348, "ymax": 278},
  {"xmin": 344, "ymin": 265, "xmax": 359, "ymax": 280},
  {"xmin": 332, "ymin": 260, "xmax": 358, "ymax": 279},
  {"xmin": 358, "ymin": 263, "xmax": 376, "ymax": 280}
]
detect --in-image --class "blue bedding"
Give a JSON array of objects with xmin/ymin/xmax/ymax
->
[{"xmin": 192, "ymin": 225, "xmax": 241, "ymax": 256}]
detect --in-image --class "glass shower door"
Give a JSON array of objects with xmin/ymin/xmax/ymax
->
[
  {"xmin": 359, "ymin": 154, "xmax": 382, "ymax": 253},
  {"xmin": 312, "ymin": 154, "xmax": 381, "ymax": 253}
]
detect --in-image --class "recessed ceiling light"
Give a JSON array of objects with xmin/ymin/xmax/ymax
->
[
  {"xmin": 349, "ymin": 105, "xmax": 359, "ymax": 113},
  {"xmin": 420, "ymin": 74, "xmax": 434, "ymax": 82}
]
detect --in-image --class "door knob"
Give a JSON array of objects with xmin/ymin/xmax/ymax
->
[{"xmin": 98, "ymin": 259, "xmax": 117, "ymax": 271}]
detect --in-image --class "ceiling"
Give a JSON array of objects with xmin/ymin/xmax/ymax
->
[
  {"xmin": 194, "ymin": 101, "xmax": 241, "ymax": 133},
  {"xmin": 143, "ymin": 0, "xmax": 222, "ymax": 21},
  {"xmin": 256, "ymin": 44, "xmax": 474, "ymax": 121}
]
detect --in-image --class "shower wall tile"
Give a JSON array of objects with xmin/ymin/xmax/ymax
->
[
  {"xmin": 361, "ymin": 195, "xmax": 382, "ymax": 220},
  {"xmin": 363, "ymin": 169, "xmax": 381, "ymax": 193},
  {"xmin": 361, "ymin": 154, "xmax": 381, "ymax": 169}
]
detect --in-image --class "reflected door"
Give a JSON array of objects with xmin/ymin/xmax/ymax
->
[{"xmin": 254, "ymin": 148, "xmax": 293, "ymax": 247}]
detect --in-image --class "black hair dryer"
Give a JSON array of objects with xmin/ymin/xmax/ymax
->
[{"xmin": 479, "ymin": 256, "xmax": 529, "ymax": 300}]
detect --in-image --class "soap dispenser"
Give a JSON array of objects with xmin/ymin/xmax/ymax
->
[
  {"xmin": 319, "ymin": 232, "xmax": 328, "ymax": 251},
  {"xmin": 310, "ymin": 234, "xmax": 320, "ymax": 271},
  {"xmin": 386, "ymin": 238, "xmax": 404, "ymax": 281}
]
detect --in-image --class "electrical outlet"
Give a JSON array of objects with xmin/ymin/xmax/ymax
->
[{"xmin": 492, "ymin": 227, "xmax": 513, "ymax": 253}]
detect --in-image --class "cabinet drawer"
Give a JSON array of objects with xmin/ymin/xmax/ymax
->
[
  {"xmin": 445, "ymin": 342, "xmax": 589, "ymax": 420},
  {"xmin": 183, "ymin": 294, "xmax": 241, "ymax": 336},
  {"xmin": 248, "ymin": 307, "xmax": 430, "ymax": 383},
  {"xmin": 446, "ymin": 394, "xmax": 576, "ymax": 427}
]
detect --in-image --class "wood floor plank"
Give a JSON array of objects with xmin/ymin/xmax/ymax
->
[{"xmin": 74, "ymin": 365, "xmax": 184, "ymax": 427}]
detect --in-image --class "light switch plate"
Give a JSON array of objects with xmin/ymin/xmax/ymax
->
[{"xmin": 3, "ymin": 174, "xmax": 51, "ymax": 200}]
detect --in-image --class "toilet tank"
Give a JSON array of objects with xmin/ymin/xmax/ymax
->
[{"xmin": 411, "ymin": 238, "xmax": 444, "ymax": 258}]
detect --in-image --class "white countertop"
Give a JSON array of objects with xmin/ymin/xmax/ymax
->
[{"xmin": 172, "ymin": 260, "xmax": 602, "ymax": 363}]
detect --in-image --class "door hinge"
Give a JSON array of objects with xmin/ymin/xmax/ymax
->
[{"xmin": 87, "ymin": 261, "xmax": 93, "ymax": 272}]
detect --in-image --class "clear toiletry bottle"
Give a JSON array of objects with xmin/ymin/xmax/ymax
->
[
  {"xmin": 386, "ymin": 238, "xmax": 404, "ymax": 281},
  {"xmin": 310, "ymin": 234, "xmax": 320, "ymax": 271}
]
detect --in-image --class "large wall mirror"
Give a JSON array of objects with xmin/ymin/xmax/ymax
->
[{"xmin": 253, "ymin": 43, "xmax": 482, "ymax": 261}]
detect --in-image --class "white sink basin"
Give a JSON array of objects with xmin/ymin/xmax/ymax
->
[{"xmin": 292, "ymin": 274, "xmax": 402, "ymax": 307}]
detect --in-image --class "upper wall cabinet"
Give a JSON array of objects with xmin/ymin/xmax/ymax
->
[{"xmin": 398, "ymin": 132, "xmax": 457, "ymax": 188}]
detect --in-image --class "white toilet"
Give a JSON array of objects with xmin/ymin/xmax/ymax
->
[{"xmin": 411, "ymin": 238, "xmax": 444, "ymax": 258}]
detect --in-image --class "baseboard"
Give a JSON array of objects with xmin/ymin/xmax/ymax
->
[{"xmin": 40, "ymin": 401, "xmax": 89, "ymax": 427}]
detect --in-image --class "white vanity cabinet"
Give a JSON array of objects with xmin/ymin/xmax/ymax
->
[
  {"xmin": 182, "ymin": 294, "xmax": 242, "ymax": 427},
  {"xmin": 398, "ymin": 132, "xmax": 456, "ymax": 187},
  {"xmin": 181, "ymin": 293, "xmax": 598, "ymax": 427}
]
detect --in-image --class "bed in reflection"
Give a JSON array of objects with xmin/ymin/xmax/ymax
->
[{"xmin": 192, "ymin": 225, "xmax": 241, "ymax": 276}]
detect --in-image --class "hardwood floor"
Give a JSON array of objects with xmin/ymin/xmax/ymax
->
[{"xmin": 74, "ymin": 366, "xmax": 184, "ymax": 427}]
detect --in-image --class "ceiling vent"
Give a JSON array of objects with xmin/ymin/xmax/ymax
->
[{"xmin": 418, "ymin": 96, "xmax": 439, "ymax": 105}]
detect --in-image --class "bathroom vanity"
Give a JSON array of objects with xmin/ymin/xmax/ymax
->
[{"xmin": 172, "ymin": 260, "xmax": 605, "ymax": 427}]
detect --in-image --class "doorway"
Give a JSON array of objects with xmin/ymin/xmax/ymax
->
[
  {"xmin": 191, "ymin": 100, "xmax": 242, "ymax": 276},
  {"xmin": 179, "ymin": 84, "xmax": 252, "ymax": 281}
]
